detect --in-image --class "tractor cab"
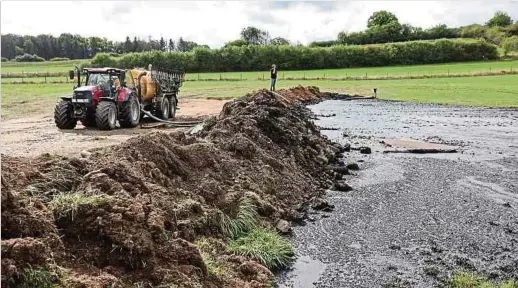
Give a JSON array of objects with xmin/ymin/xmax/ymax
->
[{"xmin": 69, "ymin": 67, "xmax": 126, "ymax": 100}]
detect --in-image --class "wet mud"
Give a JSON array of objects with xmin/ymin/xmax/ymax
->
[{"xmin": 277, "ymin": 99, "xmax": 518, "ymax": 287}]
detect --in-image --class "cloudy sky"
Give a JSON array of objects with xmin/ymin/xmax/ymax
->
[{"xmin": 2, "ymin": 1, "xmax": 518, "ymax": 47}]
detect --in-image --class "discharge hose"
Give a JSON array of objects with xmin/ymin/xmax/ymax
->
[{"xmin": 140, "ymin": 109, "xmax": 202, "ymax": 127}]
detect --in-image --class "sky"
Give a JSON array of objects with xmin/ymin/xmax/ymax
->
[{"xmin": 2, "ymin": 0, "xmax": 518, "ymax": 47}]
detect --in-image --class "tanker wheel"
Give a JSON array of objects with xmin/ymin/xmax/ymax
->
[
  {"xmin": 95, "ymin": 101, "xmax": 117, "ymax": 130},
  {"xmin": 119, "ymin": 93, "xmax": 141, "ymax": 128},
  {"xmin": 54, "ymin": 100, "xmax": 77, "ymax": 129},
  {"xmin": 156, "ymin": 97, "xmax": 171, "ymax": 120},
  {"xmin": 169, "ymin": 97, "xmax": 177, "ymax": 120}
]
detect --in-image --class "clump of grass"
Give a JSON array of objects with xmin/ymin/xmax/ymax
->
[
  {"xmin": 449, "ymin": 271, "xmax": 517, "ymax": 288},
  {"xmin": 19, "ymin": 267, "xmax": 59, "ymax": 288},
  {"xmin": 49, "ymin": 192, "xmax": 110, "ymax": 221},
  {"xmin": 227, "ymin": 227, "xmax": 294, "ymax": 270},
  {"xmin": 201, "ymin": 252, "xmax": 223, "ymax": 277},
  {"xmin": 219, "ymin": 197, "xmax": 259, "ymax": 239}
]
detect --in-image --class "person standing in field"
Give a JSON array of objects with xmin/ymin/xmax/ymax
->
[{"xmin": 270, "ymin": 64, "xmax": 277, "ymax": 91}]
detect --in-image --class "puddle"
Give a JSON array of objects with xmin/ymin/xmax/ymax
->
[{"xmin": 277, "ymin": 255, "xmax": 328, "ymax": 288}]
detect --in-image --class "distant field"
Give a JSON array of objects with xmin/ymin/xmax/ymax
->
[
  {"xmin": 2, "ymin": 59, "xmax": 518, "ymax": 82},
  {"xmin": 2, "ymin": 74, "xmax": 518, "ymax": 118}
]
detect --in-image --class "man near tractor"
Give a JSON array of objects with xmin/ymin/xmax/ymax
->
[{"xmin": 270, "ymin": 64, "xmax": 277, "ymax": 91}]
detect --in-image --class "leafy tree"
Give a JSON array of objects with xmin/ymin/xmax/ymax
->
[
  {"xmin": 486, "ymin": 11, "xmax": 512, "ymax": 27},
  {"xmin": 502, "ymin": 36, "xmax": 518, "ymax": 55},
  {"xmin": 270, "ymin": 37, "xmax": 290, "ymax": 45},
  {"xmin": 367, "ymin": 11, "xmax": 399, "ymax": 28},
  {"xmin": 159, "ymin": 37, "xmax": 166, "ymax": 51},
  {"xmin": 240, "ymin": 26, "xmax": 269, "ymax": 45},
  {"xmin": 225, "ymin": 39, "xmax": 248, "ymax": 47},
  {"xmin": 168, "ymin": 39, "xmax": 175, "ymax": 52}
]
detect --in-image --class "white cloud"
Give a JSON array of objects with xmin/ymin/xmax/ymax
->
[{"xmin": 1, "ymin": 1, "xmax": 517, "ymax": 47}]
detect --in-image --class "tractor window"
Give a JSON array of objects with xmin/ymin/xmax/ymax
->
[{"xmin": 87, "ymin": 73, "xmax": 110, "ymax": 86}]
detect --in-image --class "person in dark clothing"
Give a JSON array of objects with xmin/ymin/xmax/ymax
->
[{"xmin": 270, "ymin": 64, "xmax": 277, "ymax": 91}]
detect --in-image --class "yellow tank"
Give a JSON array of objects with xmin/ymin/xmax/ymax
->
[{"xmin": 129, "ymin": 68, "xmax": 157, "ymax": 101}]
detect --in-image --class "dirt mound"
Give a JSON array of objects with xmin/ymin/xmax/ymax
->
[{"xmin": 1, "ymin": 86, "xmax": 343, "ymax": 287}]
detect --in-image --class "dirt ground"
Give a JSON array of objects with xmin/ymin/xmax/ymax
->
[{"xmin": 0, "ymin": 98, "xmax": 229, "ymax": 158}]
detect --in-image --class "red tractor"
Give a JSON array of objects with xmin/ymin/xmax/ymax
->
[{"xmin": 54, "ymin": 65, "xmax": 184, "ymax": 130}]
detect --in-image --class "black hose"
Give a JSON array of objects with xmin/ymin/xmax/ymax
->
[{"xmin": 140, "ymin": 109, "xmax": 202, "ymax": 126}]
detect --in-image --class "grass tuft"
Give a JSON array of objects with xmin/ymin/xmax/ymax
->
[
  {"xmin": 219, "ymin": 196, "xmax": 259, "ymax": 239},
  {"xmin": 19, "ymin": 267, "xmax": 59, "ymax": 288},
  {"xmin": 449, "ymin": 271, "xmax": 517, "ymax": 288},
  {"xmin": 201, "ymin": 252, "xmax": 223, "ymax": 277},
  {"xmin": 49, "ymin": 192, "xmax": 110, "ymax": 221},
  {"xmin": 227, "ymin": 227, "xmax": 294, "ymax": 270}
]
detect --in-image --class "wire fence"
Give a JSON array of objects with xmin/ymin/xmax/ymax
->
[{"xmin": 2, "ymin": 67, "xmax": 517, "ymax": 84}]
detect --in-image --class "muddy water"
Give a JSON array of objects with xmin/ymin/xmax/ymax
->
[{"xmin": 276, "ymin": 99, "xmax": 518, "ymax": 287}]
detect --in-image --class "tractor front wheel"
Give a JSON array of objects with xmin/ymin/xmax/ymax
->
[
  {"xmin": 81, "ymin": 110, "xmax": 97, "ymax": 128},
  {"xmin": 119, "ymin": 93, "xmax": 141, "ymax": 128},
  {"xmin": 54, "ymin": 100, "xmax": 77, "ymax": 129},
  {"xmin": 95, "ymin": 101, "xmax": 117, "ymax": 130}
]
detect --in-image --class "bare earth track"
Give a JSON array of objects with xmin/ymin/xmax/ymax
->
[{"xmin": 1, "ymin": 99, "xmax": 229, "ymax": 157}]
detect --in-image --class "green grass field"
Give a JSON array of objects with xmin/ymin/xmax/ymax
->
[
  {"xmin": 2, "ymin": 74, "xmax": 518, "ymax": 118},
  {"xmin": 2, "ymin": 59, "xmax": 518, "ymax": 81}
]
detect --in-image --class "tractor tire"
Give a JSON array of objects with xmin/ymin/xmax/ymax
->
[
  {"xmin": 80, "ymin": 111, "xmax": 97, "ymax": 128},
  {"xmin": 54, "ymin": 100, "xmax": 77, "ymax": 129},
  {"xmin": 95, "ymin": 101, "xmax": 117, "ymax": 130},
  {"xmin": 169, "ymin": 96, "xmax": 177, "ymax": 120},
  {"xmin": 119, "ymin": 93, "xmax": 141, "ymax": 128},
  {"xmin": 155, "ymin": 97, "xmax": 171, "ymax": 120}
]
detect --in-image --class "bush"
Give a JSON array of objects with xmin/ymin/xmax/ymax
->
[
  {"xmin": 50, "ymin": 57, "xmax": 70, "ymax": 61},
  {"xmin": 227, "ymin": 227, "xmax": 294, "ymax": 270},
  {"xmin": 14, "ymin": 53, "xmax": 45, "ymax": 62},
  {"xmin": 1, "ymin": 57, "xmax": 8, "ymax": 62},
  {"xmin": 502, "ymin": 36, "xmax": 518, "ymax": 55},
  {"xmin": 91, "ymin": 39, "xmax": 498, "ymax": 73}
]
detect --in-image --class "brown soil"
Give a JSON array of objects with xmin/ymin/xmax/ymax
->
[
  {"xmin": 1, "ymin": 86, "xmax": 345, "ymax": 287},
  {"xmin": 0, "ymin": 98, "xmax": 229, "ymax": 158}
]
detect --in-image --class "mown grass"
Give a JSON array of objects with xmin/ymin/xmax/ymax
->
[
  {"xmin": 49, "ymin": 192, "xmax": 110, "ymax": 221},
  {"xmin": 449, "ymin": 271, "xmax": 517, "ymax": 288},
  {"xmin": 227, "ymin": 227, "xmax": 294, "ymax": 270},
  {"xmin": 2, "ymin": 74, "xmax": 518, "ymax": 118}
]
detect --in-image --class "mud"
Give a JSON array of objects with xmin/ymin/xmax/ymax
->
[
  {"xmin": 277, "ymin": 99, "xmax": 518, "ymax": 287},
  {"xmin": 1, "ymin": 87, "xmax": 348, "ymax": 287},
  {"xmin": 0, "ymin": 98, "xmax": 229, "ymax": 158}
]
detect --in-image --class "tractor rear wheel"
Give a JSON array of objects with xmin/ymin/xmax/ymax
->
[
  {"xmin": 95, "ymin": 101, "xmax": 117, "ymax": 130},
  {"xmin": 155, "ymin": 97, "xmax": 170, "ymax": 120},
  {"xmin": 119, "ymin": 93, "xmax": 141, "ymax": 128},
  {"xmin": 54, "ymin": 100, "xmax": 77, "ymax": 129}
]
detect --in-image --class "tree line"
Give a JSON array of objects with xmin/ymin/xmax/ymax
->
[
  {"xmin": 2, "ymin": 10, "xmax": 517, "ymax": 62},
  {"xmin": 91, "ymin": 39, "xmax": 498, "ymax": 73},
  {"xmin": 0, "ymin": 33, "xmax": 208, "ymax": 61},
  {"xmin": 310, "ymin": 10, "xmax": 518, "ymax": 48}
]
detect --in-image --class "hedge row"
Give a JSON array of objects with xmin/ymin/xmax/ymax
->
[{"xmin": 92, "ymin": 39, "xmax": 498, "ymax": 73}]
